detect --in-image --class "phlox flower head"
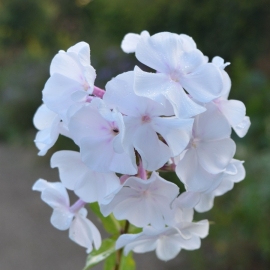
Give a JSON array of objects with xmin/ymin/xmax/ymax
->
[
  {"xmin": 116, "ymin": 220, "xmax": 209, "ymax": 261},
  {"xmin": 42, "ymin": 42, "xmax": 96, "ymax": 123},
  {"xmin": 32, "ymin": 179, "xmax": 101, "ymax": 253},
  {"xmin": 100, "ymin": 172, "xmax": 179, "ymax": 229},
  {"xmin": 131, "ymin": 32, "xmax": 224, "ymax": 118}
]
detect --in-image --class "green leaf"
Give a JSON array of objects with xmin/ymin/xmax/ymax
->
[
  {"xmin": 103, "ymin": 252, "xmax": 116, "ymax": 270},
  {"xmin": 90, "ymin": 202, "xmax": 120, "ymax": 235},
  {"xmin": 83, "ymin": 238, "xmax": 116, "ymax": 270},
  {"xmin": 120, "ymin": 252, "xmax": 135, "ymax": 270},
  {"xmin": 103, "ymin": 250, "xmax": 135, "ymax": 270}
]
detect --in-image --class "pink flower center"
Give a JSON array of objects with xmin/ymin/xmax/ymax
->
[
  {"xmin": 83, "ymin": 81, "xmax": 90, "ymax": 91},
  {"xmin": 142, "ymin": 115, "xmax": 151, "ymax": 123}
]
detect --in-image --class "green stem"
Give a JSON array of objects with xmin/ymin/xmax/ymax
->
[{"xmin": 114, "ymin": 221, "xmax": 130, "ymax": 270}]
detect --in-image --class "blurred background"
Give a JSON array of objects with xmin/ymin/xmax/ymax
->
[{"xmin": 0, "ymin": 0, "xmax": 269, "ymax": 269}]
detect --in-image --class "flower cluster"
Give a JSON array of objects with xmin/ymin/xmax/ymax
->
[{"xmin": 33, "ymin": 31, "xmax": 250, "ymax": 262}]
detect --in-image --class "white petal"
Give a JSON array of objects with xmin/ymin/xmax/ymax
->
[
  {"xmin": 33, "ymin": 104, "xmax": 58, "ymax": 130},
  {"xmin": 134, "ymin": 66, "xmax": 172, "ymax": 104},
  {"xmin": 67, "ymin": 41, "xmax": 91, "ymax": 66},
  {"xmin": 223, "ymin": 159, "xmax": 245, "ymax": 183},
  {"xmin": 176, "ymin": 191, "xmax": 201, "ymax": 209},
  {"xmin": 41, "ymin": 182, "xmax": 70, "ymax": 209},
  {"xmin": 180, "ymin": 63, "xmax": 223, "ymax": 102},
  {"xmin": 218, "ymin": 99, "xmax": 246, "ymax": 126},
  {"xmin": 134, "ymin": 67, "xmax": 205, "ymax": 118},
  {"xmin": 233, "ymin": 116, "xmax": 251, "ymax": 138},
  {"xmin": 133, "ymin": 125, "xmax": 171, "ymax": 171},
  {"xmin": 34, "ymin": 115, "xmax": 61, "ymax": 156},
  {"xmin": 50, "ymin": 208, "xmax": 74, "ymax": 230},
  {"xmin": 69, "ymin": 214, "xmax": 101, "ymax": 253},
  {"xmin": 179, "ymin": 34, "xmax": 197, "ymax": 51},
  {"xmin": 176, "ymin": 235, "xmax": 201, "ymax": 250},
  {"xmin": 32, "ymin": 180, "xmax": 71, "ymax": 220},
  {"xmin": 193, "ymin": 103, "xmax": 231, "ymax": 141},
  {"xmin": 213, "ymin": 179, "xmax": 234, "ymax": 197},
  {"xmin": 176, "ymin": 149, "xmax": 223, "ymax": 192},
  {"xmin": 195, "ymin": 193, "xmax": 215, "ymax": 212},
  {"xmin": 121, "ymin": 33, "xmax": 141, "ymax": 53},
  {"xmin": 75, "ymin": 171, "xmax": 120, "ymax": 204},
  {"xmin": 197, "ymin": 138, "xmax": 236, "ymax": 174},
  {"xmin": 180, "ymin": 220, "xmax": 209, "ymax": 238},
  {"xmin": 50, "ymin": 51, "xmax": 83, "ymax": 83},
  {"xmin": 136, "ymin": 32, "xmax": 182, "ymax": 73},
  {"xmin": 178, "ymin": 49, "xmax": 205, "ymax": 74},
  {"xmin": 152, "ymin": 117, "xmax": 193, "ymax": 156},
  {"xmin": 156, "ymin": 236, "xmax": 181, "ymax": 261}
]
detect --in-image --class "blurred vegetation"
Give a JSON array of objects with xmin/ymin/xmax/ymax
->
[{"xmin": 0, "ymin": 0, "xmax": 269, "ymax": 269}]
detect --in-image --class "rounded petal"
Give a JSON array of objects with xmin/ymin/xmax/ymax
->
[
  {"xmin": 176, "ymin": 149, "xmax": 223, "ymax": 192},
  {"xmin": 67, "ymin": 41, "xmax": 91, "ymax": 66},
  {"xmin": 197, "ymin": 138, "xmax": 236, "ymax": 174},
  {"xmin": 50, "ymin": 208, "xmax": 74, "ymax": 230},
  {"xmin": 178, "ymin": 49, "xmax": 205, "ymax": 74},
  {"xmin": 213, "ymin": 179, "xmax": 234, "ymax": 197},
  {"xmin": 51, "ymin": 150, "xmax": 88, "ymax": 190},
  {"xmin": 233, "ymin": 116, "xmax": 251, "ymax": 138},
  {"xmin": 194, "ymin": 103, "xmax": 231, "ymax": 140},
  {"xmin": 176, "ymin": 235, "xmax": 201, "ymax": 250},
  {"xmin": 136, "ymin": 32, "xmax": 182, "ymax": 73},
  {"xmin": 134, "ymin": 66, "xmax": 172, "ymax": 104},
  {"xmin": 195, "ymin": 194, "xmax": 215, "ymax": 212},
  {"xmin": 219, "ymin": 99, "xmax": 246, "ymax": 127},
  {"xmin": 134, "ymin": 66, "xmax": 205, "ymax": 118},
  {"xmin": 121, "ymin": 33, "xmax": 141, "ymax": 53},
  {"xmin": 176, "ymin": 191, "xmax": 201, "ymax": 209},
  {"xmin": 156, "ymin": 236, "xmax": 181, "ymax": 261},
  {"xmin": 179, "ymin": 34, "xmax": 197, "ymax": 51},
  {"xmin": 223, "ymin": 159, "xmax": 245, "ymax": 183},
  {"xmin": 69, "ymin": 214, "xmax": 101, "ymax": 253},
  {"xmin": 152, "ymin": 117, "xmax": 193, "ymax": 156},
  {"xmin": 50, "ymin": 51, "xmax": 83, "ymax": 83},
  {"xmin": 180, "ymin": 63, "xmax": 223, "ymax": 102},
  {"xmin": 33, "ymin": 104, "xmax": 58, "ymax": 130},
  {"xmin": 133, "ymin": 125, "xmax": 171, "ymax": 171}
]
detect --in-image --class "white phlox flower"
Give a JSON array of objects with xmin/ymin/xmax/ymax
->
[
  {"xmin": 68, "ymin": 98, "xmax": 137, "ymax": 174},
  {"xmin": 100, "ymin": 172, "xmax": 179, "ymax": 229},
  {"xmin": 50, "ymin": 150, "xmax": 121, "ymax": 204},
  {"xmin": 211, "ymin": 57, "xmax": 251, "ymax": 137},
  {"xmin": 116, "ymin": 220, "xmax": 209, "ymax": 261},
  {"xmin": 195, "ymin": 159, "xmax": 245, "ymax": 212},
  {"xmin": 42, "ymin": 42, "xmax": 96, "ymax": 123},
  {"xmin": 33, "ymin": 104, "xmax": 69, "ymax": 156},
  {"xmin": 174, "ymin": 159, "xmax": 245, "ymax": 213},
  {"xmin": 32, "ymin": 179, "xmax": 101, "ymax": 253},
  {"xmin": 104, "ymin": 71, "xmax": 194, "ymax": 171},
  {"xmin": 32, "ymin": 33, "xmax": 250, "ymax": 263},
  {"xmin": 121, "ymin": 30, "xmax": 150, "ymax": 53},
  {"xmin": 214, "ymin": 56, "xmax": 250, "ymax": 137},
  {"xmin": 133, "ymin": 32, "xmax": 224, "ymax": 118},
  {"xmin": 176, "ymin": 102, "xmax": 236, "ymax": 192}
]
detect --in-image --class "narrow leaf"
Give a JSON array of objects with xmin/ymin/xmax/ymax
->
[
  {"xmin": 120, "ymin": 252, "xmax": 135, "ymax": 270},
  {"xmin": 104, "ymin": 252, "xmax": 116, "ymax": 270},
  {"xmin": 83, "ymin": 238, "xmax": 116, "ymax": 270}
]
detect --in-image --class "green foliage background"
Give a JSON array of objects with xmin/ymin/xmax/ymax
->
[{"xmin": 0, "ymin": 0, "xmax": 269, "ymax": 269}]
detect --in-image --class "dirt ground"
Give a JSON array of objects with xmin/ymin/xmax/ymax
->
[{"xmin": 0, "ymin": 143, "xmax": 190, "ymax": 270}]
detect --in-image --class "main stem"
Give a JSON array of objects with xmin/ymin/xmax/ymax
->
[{"xmin": 114, "ymin": 221, "xmax": 130, "ymax": 270}]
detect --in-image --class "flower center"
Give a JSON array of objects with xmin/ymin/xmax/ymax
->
[
  {"xmin": 190, "ymin": 138, "xmax": 199, "ymax": 148},
  {"xmin": 142, "ymin": 115, "xmax": 151, "ymax": 123},
  {"xmin": 83, "ymin": 81, "xmax": 90, "ymax": 91},
  {"xmin": 112, "ymin": 128, "xmax": 119, "ymax": 135}
]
